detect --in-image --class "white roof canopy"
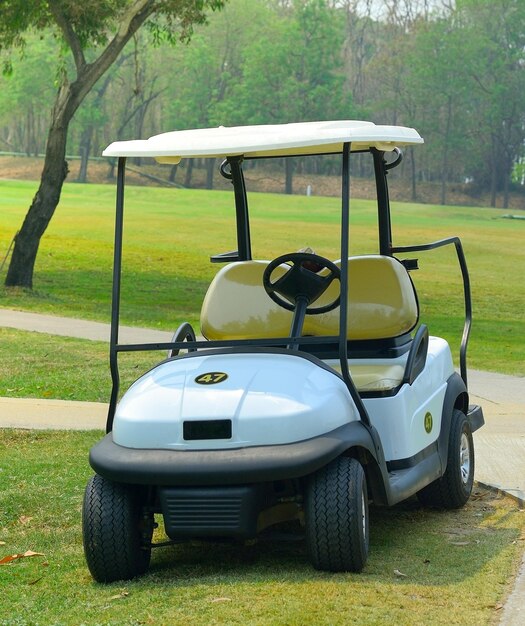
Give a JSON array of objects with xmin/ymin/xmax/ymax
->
[{"xmin": 102, "ymin": 120, "xmax": 423, "ymax": 163}]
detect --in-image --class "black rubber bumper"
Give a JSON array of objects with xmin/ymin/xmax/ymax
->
[{"xmin": 89, "ymin": 421, "xmax": 377, "ymax": 486}]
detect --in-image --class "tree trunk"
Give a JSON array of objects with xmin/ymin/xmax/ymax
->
[
  {"xmin": 410, "ymin": 147, "xmax": 417, "ymax": 202},
  {"xmin": 77, "ymin": 124, "xmax": 93, "ymax": 183},
  {"xmin": 206, "ymin": 158, "xmax": 215, "ymax": 189},
  {"xmin": 490, "ymin": 136, "xmax": 498, "ymax": 208},
  {"xmin": 184, "ymin": 158, "xmax": 194, "ymax": 188},
  {"xmin": 3, "ymin": 0, "xmax": 162, "ymax": 289},
  {"xmin": 440, "ymin": 96, "xmax": 452, "ymax": 206},
  {"xmin": 490, "ymin": 165, "xmax": 497, "ymax": 208},
  {"xmin": 5, "ymin": 122, "xmax": 69, "ymax": 288},
  {"xmin": 168, "ymin": 164, "xmax": 178, "ymax": 183},
  {"xmin": 285, "ymin": 159, "xmax": 294, "ymax": 195},
  {"xmin": 107, "ymin": 158, "xmax": 117, "ymax": 180},
  {"xmin": 503, "ymin": 175, "xmax": 509, "ymax": 209}
]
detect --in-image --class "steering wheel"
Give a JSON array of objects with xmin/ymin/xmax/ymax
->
[{"xmin": 263, "ymin": 252, "xmax": 341, "ymax": 315}]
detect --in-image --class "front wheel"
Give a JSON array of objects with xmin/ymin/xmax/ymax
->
[
  {"xmin": 417, "ymin": 409, "xmax": 474, "ymax": 509},
  {"xmin": 305, "ymin": 456, "xmax": 369, "ymax": 572},
  {"xmin": 82, "ymin": 474, "xmax": 153, "ymax": 583}
]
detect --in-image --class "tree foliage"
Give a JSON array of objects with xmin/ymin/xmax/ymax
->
[
  {"xmin": 0, "ymin": 0, "xmax": 524, "ymax": 286},
  {"xmin": 0, "ymin": 0, "xmax": 225, "ymax": 288},
  {"xmin": 2, "ymin": 0, "xmax": 522, "ymax": 202}
]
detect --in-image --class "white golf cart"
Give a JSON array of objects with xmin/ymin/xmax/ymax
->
[{"xmin": 82, "ymin": 121, "xmax": 484, "ymax": 582}]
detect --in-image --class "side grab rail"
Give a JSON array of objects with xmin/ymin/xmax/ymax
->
[{"xmin": 391, "ymin": 237, "xmax": 472, "ymax": 389}]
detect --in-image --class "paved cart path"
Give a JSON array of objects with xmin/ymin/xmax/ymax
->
[
  {"xmin": 1, "ymin": 308, "xmax": 523, "ymax": 503},
  {"xmin": 1, "ymin": 308, "xmax": 524, "ymax": 625}
]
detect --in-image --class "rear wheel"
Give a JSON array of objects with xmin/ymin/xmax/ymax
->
[
  {"xmin": 417, "ymin": 409, "xmax": 474, "ymax": 509},
  {"xmin": 305, "ymin": 456, "xmax": 369, "ymax": 572},
  {"xmin": 82, "ymin": 474, "xmax": 153, "ymax": 582}
]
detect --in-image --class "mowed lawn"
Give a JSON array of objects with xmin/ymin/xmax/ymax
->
[
  {"xmin": 1, "ymin": 430, "xmax": 524, "ymax": 625},
  {"xmin": 1, "ymin": 180, "xmax": 524, "ymax": 624},
  {"xmin": 0, "ymin": 178, "xmax": 523, "ymax": 378}
]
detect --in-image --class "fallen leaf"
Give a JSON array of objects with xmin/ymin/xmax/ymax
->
[
  {"xmin": 18, "ymin": 516, "xmax": 33, "ymax": 525},
  {"xmin": 0, "ymin": 541, "xmax": 5, "ymax": 546},
  {"xmin": 423, "ymin": 559, "xmax": 431, "ymax": 564},
  {"xmin": 0, "ymin": 550, "xmax": 45, "ymax": 565},
  {"xmin": 0, "ymin": 555, "xmax": 18, "ymax": 565},
  {"xmin": 29, "ymin": 577, "xmax": 43, "ymax": 585},
  {"xmin": 210, "ymin": 597, "xmax": 232, "ymax": 603},
  {"xmin": 109, "ymin": 591, "xmax": 129, "ymax": 601},
  {"xmin": 394, "ymin": 569, "xmax": 408, "ymax": 578}
]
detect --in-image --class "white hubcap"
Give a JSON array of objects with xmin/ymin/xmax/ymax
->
[
  {"xmin": 460, "ymin": 433, "xmax": 471, "ymax": 484},
  {"xmin": 361, "ymin": 488, "xmax": 367, "ymax": 537}
]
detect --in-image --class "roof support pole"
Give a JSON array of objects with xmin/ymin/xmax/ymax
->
[
  {"xmin": 107, "ymin": 156, "xmax": 126, "ymax": 432},
  {"xmin": 228, "ymin": 157, "xmax": 252, "ymax": 261},
  {"xmin": 372, "ymin": 148, "xmax": 393, "ymax": 256},
  {"xmin": 339, "ymin": 143, "xmax": 373, "ymax": 428},
  {"xmin": 338, "ymin": 142, "xmax": 351, "ymax": 384}
]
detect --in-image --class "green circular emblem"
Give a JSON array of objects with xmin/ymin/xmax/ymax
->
[{"xmin": 424, "ymin": 412, "xmax": 433, "ymax": 433}]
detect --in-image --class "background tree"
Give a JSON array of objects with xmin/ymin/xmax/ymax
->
[
  {"xmin": 456, "ymin": 0, "xmax": 525, "ymax": 207},
  {"xmin": 1, "ymin": 0, "xmax": 225, "ymax": 289},
  {"xmin": 1, "ymin": 0, "xmax": 523, "ymax": 216},
  {"xmin": 403, "ymin": 15, "xmax": 470, "ymax": 204},
  {"xmin": 0, "ymin": 33, "xmax": 57, "ymax": 156},
  {"xmin": 159, "ymin": 0, "xmax": 266, "ymax": 186}
]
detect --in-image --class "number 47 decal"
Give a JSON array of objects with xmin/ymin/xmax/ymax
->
[{"xmin": 195, "ymin": 372, "xmax": 229, "ymax": 385}]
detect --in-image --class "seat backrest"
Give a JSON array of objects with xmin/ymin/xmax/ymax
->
[
  {"xmin": 200, "ymin": 256, "xmax": 418, "ymax": 341},
  {"xmin": 304, "ymin": 255, "xmax": 419, "ymax": 340},
  {"xmin": 201, "ymin": 260, "xmax": 292, "ymax": 340}
]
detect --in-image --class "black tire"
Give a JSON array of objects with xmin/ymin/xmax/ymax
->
[
  {"xmin": 417, "ymin": 409, "xmax": 474, "ymax": 509},
  {"xmin": 82, "ymin": 474, "xmax": 153, "ymax": 583},
  {"xmin": 305, "ymin": 456, "xmax": 369, "ymax": 572}
]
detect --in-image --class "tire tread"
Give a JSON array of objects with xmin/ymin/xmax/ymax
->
[
  {"xmin": 82, "ymin": 475, "xmax": 151, "ymax": 583},
  {"xmin": 306, "ymin": 456, "xmax": 368, "ymax": 572}
]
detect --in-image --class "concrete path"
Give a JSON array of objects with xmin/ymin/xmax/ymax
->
[
  {"xmin": 1, "ymin": 307, "xmax": 524, "ymax": 503},
  {"xmin": 1, "ymin": 307, "xmax": 524, "ymax": 624},
  {"xmin": 0, "ymin": 308, "xmax": 173, "ymax": 343},
  {"xmin": 469, "ymin": 371, "xmax": 525, "ymax": 506},
  {"xmin": 0, "ymin": 396, "xmax": 108, "ymax": 430}
]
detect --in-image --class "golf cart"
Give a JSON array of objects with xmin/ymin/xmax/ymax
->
[{"xmin": 83, "ymin": 120, "xmax": 484, "ymax": 582}]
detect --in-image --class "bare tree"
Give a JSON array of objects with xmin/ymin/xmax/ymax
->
[{"xmin": 2, "ymin": 0, "xmax": 225, "ymax": 288}]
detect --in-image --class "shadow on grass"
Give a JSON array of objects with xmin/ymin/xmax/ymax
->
[
  {"xmin": 142, "ymin": 491, "xmax": 519, "ymax": 587},
  {"xmin": 1, "ymin": 430, "xmax": 520, "ymax": 597}
]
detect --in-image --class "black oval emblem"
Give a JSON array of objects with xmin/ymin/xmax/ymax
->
[{"xmin": 195, "ymin": 372, "xmax": 228, "ymax": 385}]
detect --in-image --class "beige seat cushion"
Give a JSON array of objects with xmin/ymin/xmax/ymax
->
[
  {"xmin": 327, "ymin": 361, "xmax": 406, "ymax": 392},
  {"xmin": 201, "ymin": 261, "xmax": 292, "ymax": 340},
  {"xmin": 201, "ymin": 256, "xmax": 418, "ymax": 342}
]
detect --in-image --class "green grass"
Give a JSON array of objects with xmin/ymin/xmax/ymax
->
[
  {"xmin": 0, "ymin": 328, "xmax": 161, "ymax": 402},
  {"xmin": 1, "ymin": 429, "xmax": 524, "ymax": 625},
  {"xmin": 1, "ymin": 179, "xmax": 524, "ymax": 377},
  {"xmin": 1, "ymin": 182, "xmax": 524, "ymax": 623}
]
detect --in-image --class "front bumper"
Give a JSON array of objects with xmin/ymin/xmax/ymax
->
[{"xmin": 89, "ymin": 421, "xmax": 376, "ymax": 486}]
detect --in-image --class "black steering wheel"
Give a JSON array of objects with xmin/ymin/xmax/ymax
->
[{"xmin": 263, "ymin": 252, "xmax": 341, "ymax": 315}]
